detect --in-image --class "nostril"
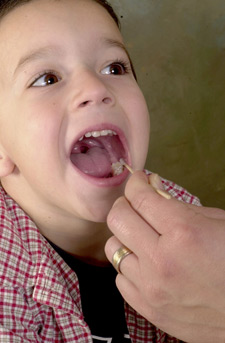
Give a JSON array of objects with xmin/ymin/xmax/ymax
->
[
  {"xmin": 79, "ymin": 100, "xmax": 90, "ymax": 108},
  {"xmin": 79, "ymin": 97, "xmax": 112, "ymax": 108},
  {"xmin": 103, "ymin": 97, "xmax": 112, "ymax": 104}
]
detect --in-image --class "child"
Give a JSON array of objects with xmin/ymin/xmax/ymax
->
[{"xmin": 0, "ymin": 0, "xmax": 200, "ymax": 342}]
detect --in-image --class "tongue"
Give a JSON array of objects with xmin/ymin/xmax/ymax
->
[
  {"xmin": 70, "ymin": 135, "xmax": 125, "ymax": 178},
  {"xmin": 71, "ymin": 147, "xmax": 112, "ymax": 177}
]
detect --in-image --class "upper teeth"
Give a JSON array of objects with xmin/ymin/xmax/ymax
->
[{"xmin": 79, "ymin": 129, "xmax": 117, "ymax": 141}]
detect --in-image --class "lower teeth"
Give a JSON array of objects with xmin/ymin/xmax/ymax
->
[{"xmin": 111, "ymin": 161, "xmax": 124, "ymax": 176}]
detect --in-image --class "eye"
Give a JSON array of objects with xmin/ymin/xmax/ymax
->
[
  {"xmin": 31, "ymin": 72, "xmax": 61, "ymax": 87},
  {"xmin": 101, "ymin": 60, "xmax": 130, "ymax": 76}
]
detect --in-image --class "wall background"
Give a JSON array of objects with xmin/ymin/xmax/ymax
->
[{"xmin": 111, "ymin": 0, "xmax": 225, "ymax": 209}]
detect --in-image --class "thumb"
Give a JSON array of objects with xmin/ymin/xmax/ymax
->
[{"xmin": 148, "ymin": 173, "xmax": 164, "ymax": 190}]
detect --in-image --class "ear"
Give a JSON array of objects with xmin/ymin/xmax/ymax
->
[{"xmin": 0, "ymin": 150, "xmax": 15, "ymax": 177}]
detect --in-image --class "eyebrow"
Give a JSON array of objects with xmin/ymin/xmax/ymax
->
[
  {"xmin": 13, "ymin": 45, "xmax": 63, "ymax": 78},
  {"xmin": 13, "ymin": 39, "xmax": 135, "ymax": 78},
  {"xmin": 103, "ymin": 38, "xmax": 130, "ymax": 57},
  {"xmin": 103, "ymin": 38, "xmax": 137, "ymax": 79}
]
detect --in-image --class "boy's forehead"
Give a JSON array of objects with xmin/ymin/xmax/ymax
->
[
  {"xmin": 0, "ymin": 0, "xmax": 119, "ymax": 31},
  {"xmin": 0, "ymin": 0, "xmax": 123, "ymax": 78},
  {"xmin": 0, "ymin": 0, "xmax": 121, "ymax": 39}
]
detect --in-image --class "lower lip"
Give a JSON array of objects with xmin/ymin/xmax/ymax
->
[{"xmin": 71, "ymin": 163, "xmax": 130, "ymax": 187}]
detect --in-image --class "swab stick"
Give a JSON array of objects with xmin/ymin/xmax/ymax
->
[
  {"xmin": 155, "ymin": 188, "xmax": 171, "ymax": 200},
  {"xmin": 120, "ymin": 159, "xmax": 171, "ymax": 200}
]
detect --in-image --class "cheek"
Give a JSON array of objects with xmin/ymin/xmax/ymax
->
[
  {"xmin": 23, "ymin": 100, "xmax": 61, "ymax": 139},
  {"xmin": 13, "ymin": 103, "xmax": 62, "ymax": 166},
  {"xmin": 127, "ymin": 90, "xmax": 150, "ymax": 166},
  {"xmin": 128, "ymin": 91, "xmax": 150, "ymax": 143}
]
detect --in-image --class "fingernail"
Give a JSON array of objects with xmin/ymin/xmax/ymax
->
[{"xmin": 149, "ymin": 173, "xmax": 164, "ymax": 190}]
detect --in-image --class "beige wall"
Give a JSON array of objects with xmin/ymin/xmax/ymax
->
[{"xmin": 111, "ymin": 0, "xmax": 225, "ymax": 209}]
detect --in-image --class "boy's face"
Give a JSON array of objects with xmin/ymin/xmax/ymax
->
[{"xmin": 0, "ymin": 0, "xmax": 150, "ymax": 229}]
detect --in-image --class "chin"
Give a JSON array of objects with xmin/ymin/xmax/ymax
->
[{"xmin": 78, "ymin": 186, "xmax": 125, "ymax": 223}]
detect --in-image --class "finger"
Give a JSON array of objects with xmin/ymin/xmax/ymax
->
[
  {"xmin": 189, "ymin": 204, "xmax": 225, "ymax": 220},
  {"xmin": 115, "ymin": 273, "xmax": 142, "ymax": 312},
  {"xmin": 124, "ymin": 171, "xmax": 225, "ymax": 235},
  {"xmin": 115, "ymin": 274, "xmax": 161, "ymax": 331},
  {"xmin": 116, "ymin": 274, "xmax": 223, "ymax": 343},
  {"xmin": 107, "ymin": 196, "xmax": 159, "ymax": 256},
  {"xmin": 124, "ymin": 171, "xmax": 184, "ymax": 234},
  {"xmin": 105, "ymin": 235, "xmax": 139, "ymax": 281}
]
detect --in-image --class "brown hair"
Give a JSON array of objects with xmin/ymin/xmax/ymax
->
[{"xmin": 0, "ymin": 0, "xmax": 119, "ymax": 27}]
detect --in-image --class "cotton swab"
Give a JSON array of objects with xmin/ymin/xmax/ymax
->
[{"xmin": 119, "ymin": 158, "xmax": 134, "ymax": 174}]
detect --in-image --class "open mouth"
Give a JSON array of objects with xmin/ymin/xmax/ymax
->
[{"xmin": 70, "ymin": 128, "xmax": 127, "ymax": 178}]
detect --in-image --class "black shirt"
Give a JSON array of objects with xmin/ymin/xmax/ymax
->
[{"xmin": 49, "ymin": 242, "xmax": 131, "ymax": 343}]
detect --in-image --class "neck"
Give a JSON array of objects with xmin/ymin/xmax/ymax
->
[
  {"xmin": 1, "ymin": 177, "xmax": 113, "ymax": 263},
  {"xmin": 44, "ymin": 221, "xmax": 112, "ymax": 264}
]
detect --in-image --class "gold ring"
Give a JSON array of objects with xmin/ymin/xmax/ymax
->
[{"xmin": 112, "ymin": 246, "xmax": 133, "ymax": 273}]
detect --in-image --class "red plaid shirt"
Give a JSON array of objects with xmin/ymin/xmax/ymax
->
[{"xmin": 0, "ymin": 176, "xmax": 201, "ymax": 342}]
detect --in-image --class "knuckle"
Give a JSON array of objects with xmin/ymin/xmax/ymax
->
[
  {"xmin": 153, "ymin": 248, "xmax": 178, "ymax": 282},
  {"xmin": 147, "ymin": 286, "xmax": 169, "ymax": 308},
  {"xmin": 131, "ymin": 191, "xmax": 149, "ymax": 213},
  {"xmin": 168, "ymin": 210, "xmax": 202, "ymax": 250},
  {"xmin": 158, "ymin": 259, "xmax": 176, "ymax": 281},
  {"xmin": 107, "ymin": 210, "xmax": 125, "ymax": 231},
  {"xmin": 107, "ymin": 196, "xmax": 125, "ymax": 224},
  {"xmin": 141, "ymin": 275, "xmax": 171, "ymax": 308},
  {"xmin": 173, "ymin": 218, "xmax": 200, "ymax": 249},
  {"xmin": 107, "ymin": 204, "xmax": 130, "ymax": 236}
]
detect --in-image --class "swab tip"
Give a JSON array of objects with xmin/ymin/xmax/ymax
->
[{"xmin": 119, "ymin": 159, "xmax": 134, "ymax": 174}]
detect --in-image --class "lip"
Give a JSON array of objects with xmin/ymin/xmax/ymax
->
[{"xmin": 69, "ymin": 123, "xmax": 131, "ymax": 187}]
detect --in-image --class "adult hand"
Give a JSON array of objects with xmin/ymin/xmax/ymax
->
[{"xmin": 105, "ymin": 171, "xmax": 225, "ymax": 343}]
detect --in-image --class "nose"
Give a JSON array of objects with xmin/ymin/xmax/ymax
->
[{"xmin": 71, "ymin": 70, "xmax": 115, "ymax": 109}]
